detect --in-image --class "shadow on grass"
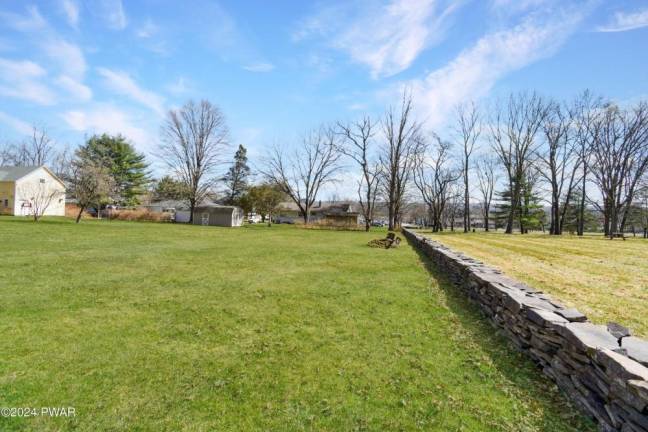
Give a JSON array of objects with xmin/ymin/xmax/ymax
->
[{"xmin": 406, "ymin": 237, "xmax": 597, "ymax": 431}]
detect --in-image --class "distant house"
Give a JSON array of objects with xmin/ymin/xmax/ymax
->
[
  {"xmin": 275, "ymin": 201, "xmax": 361, "ymax": 225},
  {"xmin": 0, "ymin": 166, "xmax": 65, "ymax": 217},
  {"xmin": 192, "ymin": 204, "xmax": 244, "ymax": 227}
]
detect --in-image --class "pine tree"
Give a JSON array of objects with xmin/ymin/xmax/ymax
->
[
  {"xmin": 222, "ymin": 145, "xmax": 251, "ymax": 205},
  {"xmin": 76, "ymin": 134, "xmax": 150, "ymax": 206},
  {"xmin": 493, "ymin": 179, "xmax": 545, "ymax": 233},
  {"xmin": 153, "ymin": 176, "xmax": 189, "ymax": 201}
]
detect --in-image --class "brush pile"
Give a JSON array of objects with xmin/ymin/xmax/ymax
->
[{"xmin": 368, "ymin": 232, "xmax": 401, "ymax": 249}]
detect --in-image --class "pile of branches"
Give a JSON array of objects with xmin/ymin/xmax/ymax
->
[{"xmin": 368, "ymin": 232, "xmax": 402, "ymax": 249}]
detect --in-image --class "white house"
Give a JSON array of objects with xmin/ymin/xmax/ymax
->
[{"xmin": 0, "ymin": 166, "xmax": 66, "ymax": 217}]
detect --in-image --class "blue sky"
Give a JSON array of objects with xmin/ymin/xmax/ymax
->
[{"xmin": 0, "ymin": 0, "xmax": 647, "ymax": 189}]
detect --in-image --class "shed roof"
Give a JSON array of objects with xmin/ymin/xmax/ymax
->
[{"xmin": 194, "ymin": 204, "xmax": 241, "ymax": 213}]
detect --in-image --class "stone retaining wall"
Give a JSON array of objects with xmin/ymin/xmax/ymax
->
[{"xmin": 403, "ymin": 228, "xmax": 648, "ymax": 432}]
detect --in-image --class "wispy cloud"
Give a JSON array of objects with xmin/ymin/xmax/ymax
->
[
  {"xmin": 0, "ymin": 58, "xmax": 56, "ymax": 105},
  {"xmin": 136, "ymin": 18, "xmax": 158, "ymax": 38},
  {"xmin": 99, "ymin": 0, "xmax": 127, "ymax": 30},
  {"xmin": 60, "ymin": 0, "xmax": 80, "ymax": 29},
  {"xmin": 0, "ymin": 111, "xmax": 33, "ymax": 135},
  {"xmin": 406, "ymin": 6, "xmax": 588, "ymax": 127},
  {"xmin": 243, "ymin": 62, "xmax": 275, "ymax": 72},
  {"xmin": 0, "ymin": 5, "xmax": 46, "ymax": 31},
  {"xmin": 43, "ymin": 38, "xmax": 87, "ymax": 79},
  {"xmin": 61, "ymin": 104, "xmax": 153, "ymax": 149},
  {"xmin": 166, "ymin": 77, "xmax": 190, "ymax": 95},
  {"xmin": 97, "ymin": 67, "xmax": 165, "ymax": 115},
  {"xmin": 55, "ymin": 75, "xmax": 92, "ymax": 101},
  {"xmin": 294, "ymin": 0, "xmax": 463, "ymax": 78},
  {"xmin": 0, "ymin": 5, "xmax": 90, "ymax": 104},
  {"xmin": 597, "ymin": 8, "xmax": 648, "ymax": 32}
]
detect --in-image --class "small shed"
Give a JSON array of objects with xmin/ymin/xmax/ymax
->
[{"xmin": 192, "ymin": 205, "xmax": 244, "ymax": 227}]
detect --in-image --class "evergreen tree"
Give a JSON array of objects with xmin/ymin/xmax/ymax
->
[
  {"xmin": 76, "ymin": 134, "xmax": 150, "ymax": 206},
  {"xmin": 153, "ymin": 176, "xmax": 189, "ymax": 201},
  {"xmin": 493, "ymin": 179, "xmax": 545, "ymax": 233},
  {"xmin": 222, "ymin": 145, "xmax": 251, "ymax": 205}
]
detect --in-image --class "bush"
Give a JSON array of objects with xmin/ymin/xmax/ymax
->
[{"xmin": 108, "ymin": 209, "xmax": 173, "ymax": 223}]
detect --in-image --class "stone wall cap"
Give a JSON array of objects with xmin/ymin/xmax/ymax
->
[
  {"xmin": 595, "ymin": 348, "xmax": 648, "ymax": 381},
  {"xmin": 558, "ymin": 322, "xmax": 620, "ymax": 353},
  {"xmin": 622, "ymin": 337, "xmax": 648, "ymax": 367}
]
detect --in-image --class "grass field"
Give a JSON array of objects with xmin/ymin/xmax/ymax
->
[
  {"xmin": 0, "ymin": 218, "xmax": 594, "ymax": 431},
  {"xmin": 419, "ymin": 230, "xmax": 648, "ymax": 338}
]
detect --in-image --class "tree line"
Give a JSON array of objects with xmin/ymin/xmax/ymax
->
[{"xmin": 2, "ymin": 91, "xmax": 647, "ymax": 237}]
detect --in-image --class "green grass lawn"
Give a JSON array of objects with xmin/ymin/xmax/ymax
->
[
  {"xmin": 418, "ymin": 230, "xmax": 648, "ymax": 338},
  {"xmin": 0, "ymin": 218, "xmax": 594, "ymax": 431}
]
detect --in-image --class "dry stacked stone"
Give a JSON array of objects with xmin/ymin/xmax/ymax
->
[{"xmin": 403, "ymin": 228, "xmax": 648, "ymax": 432}]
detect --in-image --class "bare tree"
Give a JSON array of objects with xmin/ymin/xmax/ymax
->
[
  {"xmin": 336, "ymin": 117, "xmax": 382, "ymax": 231},
  {"xmin": 51, "ymin": 146, "xmax": 72, "ymax": 181},
  {"xmin": 18, "ymin": 182, "xmax": 64, "ymax": 221},
  {"xmin": 70, "ymin": 159, "xmax": 114, "ymax": 223},
  {"xmin": 490, "ymin": 92, "xmax": 548, "ymax": 234},
  {"xmin": 537, "ymin": 100, "xmax": 579, "ymax": 235},
  {"xmin": 261, "ymin": 127, "xmax": 342, "ymax": 224},
  {"xmin": 476, "ymin": 157, "xmax": 498, "ymax": 232},
  {"xmin": 160, "ymin": 100, "xmax": 229, "ymax": 223},
  {"xmin": 572, "ymin": 90, "xmax": 603, "ymax": 235},
  {"xmin": 454, "ymin": 102, "xmax": 481, "ymax": 232},
  {"xmin": 380, "ymin": 91, "xmax": 424, "ymax": 230},
  {"xmin": 413, "ymin": 136, "xmax": 459, "ymax": 232},
  {"xmin": 0, "ymin": 143, "xmax": 13, "ymax": 165},
  {"xmin": 1, "ymin": 126, "xmax": 54, "ymax": 166},
  {"xmin": 590, "ymin": 101, "xmax": 648, "ymax": 236}
]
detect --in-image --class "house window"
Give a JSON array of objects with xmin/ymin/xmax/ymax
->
[
  {"xmin": 40, "ymin": 178, "xmax": 46, "ymax": 183},
  {"xmin": 3, "ymin": 199, "xmax": 7, "ymax": 207}
]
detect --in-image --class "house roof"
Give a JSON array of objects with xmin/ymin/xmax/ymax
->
[
  {"xmin": 0, "ymin": 166, "xmax": 41, "ymax": 181},
  {"xmin": 0, "ymin": 165, "xmax": 65, "ymax": 187},
  {"xmin": 276, "ymin": 201, "xmax": 361, "ymax": 217},
  {"xmin": 144, "ymin": 200, "xmax": 191, "ymax": 211}
]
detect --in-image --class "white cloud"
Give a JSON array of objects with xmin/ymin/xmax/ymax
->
[
  {"xmin": 136, "ymin": 18, "xmax": 158, "ymax": 38},
  {"xmin": 294, "ymin": 0, "xmax": 462, "ymax": 79},
  {"xmin": 0, "ymin": 58, "xmax": 56, "ymax": 105},
  {"xmin": 55, "ymin": 75, "xmax": 92, "ymax": 101},
  {"xmin": 42, "ymin": 39, "xmax": 87, "ymax": 79},
  {"xmin": 491, "ymin": 0, "xmax": 553, "ymax": 14},
  {"xmin": 61, "ymin": 0, "xmax": 80, "ymax": 28},
  {"xmin": 243, "ymin": 62, "xmax": 275, "ymax": 72},
  {"xmin": 99, "ymin": 0, "xmax": 127, "ymax": 30},
  {"xmin": 97, "ymin": 67, "xmax": 165, "ymax": 115},
  {"xmin": 61, "ymin": 105, "xmax": 153, "ymax": 149},
  {"xmin": 0, "ymin": 111, "xmax": 33, "ymax": 135},
  {"xmin": 406, "ymin": 8, "xmax": 586, "ymax": 127},
  {"xmin": 347, "ymin": 103, "xmax": 367, "ymax": 111},
  {"xmin": 166, "ymin": 77, "xmax": 190, "ymax": 95},
  {"xmin": 597, "ymin": 8, "xmax": 648, "ymax": 32},
  {"xmin": 0, "ymin": 5, "xmax": 46, "ymax": 32}
]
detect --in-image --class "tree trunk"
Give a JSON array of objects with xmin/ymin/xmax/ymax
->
[
  {"xmin": 577, "ymin": 164, "xmax": 587, "ymax": 236},
  {"xmin": 76, "ymin": 205, "xmax": 85, "ymax": 223},
  {"xmin": 463, "ymin": 171, "xmax": 469, "ymax": 233},
  {"xmin": 506, "ymin": 187, "xmax": 517, "ymax": 234},
  {"xmin": 484, "ymin": 206, "xmax": 490, "ymax": 232},
  {"xmin": 189, "ymin": 199, "xmax": 196, "ymax": 224}
]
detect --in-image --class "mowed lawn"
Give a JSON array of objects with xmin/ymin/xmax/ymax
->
[
  {"xmin": 420, "ymin": 231, "xmax": 648, "ymax": 337},
  {"xmin": 0, "ymin": 218, "xmax": 594, "ymax": 431}
]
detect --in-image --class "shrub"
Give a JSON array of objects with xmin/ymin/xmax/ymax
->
[{"xmin": 108, "ymin": 209, "xmax": 173, "ymax": 223}]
